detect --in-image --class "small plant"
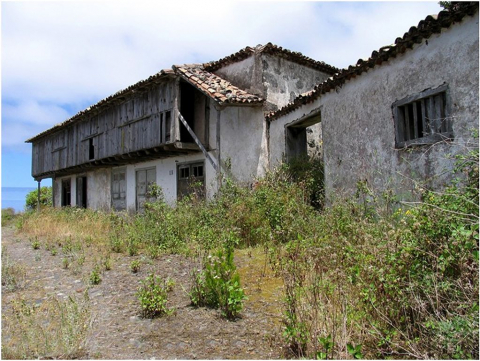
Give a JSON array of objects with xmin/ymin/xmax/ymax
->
[
  {"xmin": 347, "ymin": 342, "xmax": 363, "ymax": 359},
  {"xmin": 50, "ymin": 247, "xmax": 57, "ymax": 256},
  {"xmin": 110, "ymin": 236, "xmax": 123, "ymax": 253},
  {"xmin": 136, "ymin": 273, "xmax": 174, "ymax": 318},
  {"xmin": 189, "ymin": 246, "xmax": 246, "ymax": 320},
  {"xmin": 317, "ymin": 335, "xmax": 333, "ymax": 360},
  {"xmin": 31, "ymin": 237, "xmax": 40, "ymax": 250},
  {"xmin": 102, "ymin": 254, "xmax": 112, "ymax": 271},
  {"xmin": 62, "ymin": 257, "xmax": 70, "ymax": 269},
  {"xmin": 130, "ymin": 260, "xmax": 141, "ymax": 273},
  {"xmin": 89, "ymin": 265, "xmax": 101, "ymax": 285}
]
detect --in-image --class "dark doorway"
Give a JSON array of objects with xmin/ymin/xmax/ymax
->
[
  {"xmin": 180, "ymin": 82, "xmax": 196, "ymax": 143},
  {"xmin": 61, "ymin": 179, "xmax": 71, "ymax": 207},
  {"xmin": 76, "ymin": 176, "xmax": 87, "ymax": 208}
]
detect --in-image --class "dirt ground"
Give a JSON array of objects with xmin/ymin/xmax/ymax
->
[{"xmin": 1, "ymin": 224, "xmax": 286, "ymax": 359}]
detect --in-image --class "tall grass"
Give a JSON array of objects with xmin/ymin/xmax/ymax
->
[{"xmin": 2, "ymin": 294, "xmax": 91, "ymax": 359}]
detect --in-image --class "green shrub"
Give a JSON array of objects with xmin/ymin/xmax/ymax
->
[
  {"xmin": 25, "ymin": 186, "xmax": 52, "ymax": 210},
  {"xmin": 189, "ymin": 247, "xmax": 246, "ymax": 320},
  {"xmin": 277, "ymin": 146, "xmax": 479, "ymax": 359},
  {"xmin": 136, "ymin": 274, "xmax": 174, "ymax": 318},
  {"xmin": 2, "ymin": 208, "xmax": 16, "ymax": 226}
]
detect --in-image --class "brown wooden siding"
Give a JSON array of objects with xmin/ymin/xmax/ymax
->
[{"xmin": 31, "ymin": 80, "xmax": 176, "ymax": 178}]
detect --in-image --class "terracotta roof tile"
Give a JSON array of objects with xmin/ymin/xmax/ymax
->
[
  {"xmin": 173, "ymin": 65, "xmax": 264, "ymax": 105},
  {"xmin": 267, "ymin": 2, "xmax": 479, "ymax": 121}
]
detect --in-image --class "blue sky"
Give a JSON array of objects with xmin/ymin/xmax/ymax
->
[{"xmin": 1, "ymin": 0, "xmax": 442, "ymax": 188}]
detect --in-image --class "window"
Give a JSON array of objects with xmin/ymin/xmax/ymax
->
[
  {"xmin": 177, "ymin": 161, "xmax": 205, "ymax": 199},
  {"xmin": 393, "ymin": 84, "xmax": 452, "ymax": 148},
  {"xmin": 89, "ymin": 138, "xmax": 95, "ymax": 160}
]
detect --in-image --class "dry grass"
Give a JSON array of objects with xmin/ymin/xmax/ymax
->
[
  {"xmin": 2, "ymin": 294, "xmax": 91, "ymax": 359},
  {"xmin": 1, "ymin": 246, "xmax": 26, "ymax": 292}
]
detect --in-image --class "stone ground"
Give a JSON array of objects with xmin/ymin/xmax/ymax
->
[{"xmin": 1, "ymin": 224, "xmax": 286, "ymax": 359}]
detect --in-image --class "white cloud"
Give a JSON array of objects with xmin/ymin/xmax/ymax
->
[{"xmin": 2, "ymin": 0, "xmax": 443, "ymax": 153}]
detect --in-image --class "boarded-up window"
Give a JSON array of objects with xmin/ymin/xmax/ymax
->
[
  {"xmin": 393, "ymin": 84, "xmax": 452, "ymax": 148},
  {"xmin": 136, "ymin": 167, "xmax": 156, "ymax": 213}
]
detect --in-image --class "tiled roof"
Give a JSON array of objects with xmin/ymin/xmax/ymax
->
[
  {"xmin": 174, "ymin": 65, "xmax": 263, "ymax": 105},
  {"xmin": 204, "ymin": 42, "xmax": 339, "ymax": 75},
  {"xmin": 26, "ymin": 69, "xmax": 175, "ymax": 142},
  {"xmin": 267, "ymin": 2, "xmax": 479, "ymax": 121}
]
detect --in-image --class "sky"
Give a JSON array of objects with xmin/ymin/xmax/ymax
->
[{"xmin": 1, "ymin": 0, "xmax": 443, "ymax": 188}]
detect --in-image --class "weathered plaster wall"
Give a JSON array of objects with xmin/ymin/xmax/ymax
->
[
  {"xmin": 212, "ymin": 56, "xmax": 262, "ymax": 97},
  {"xmin": 213, "ymin": 53, "xmax": 332, "ymax": 112},
  {"xmin": 218, "ymin": 106, "xmax": 267, "ymax": 185},
  {"xmin": 53, "ymin": 168, "xmax": 111, "ymax": 210},
  {"xmin": 271, "ymin": 13, "xmax": 479, "ymax": 201},
  {"xmin": 123, "ymin": 152, "xmax": 217, "ymax": 213},
  {"xmin": 261, "ymin": 54, "xmax": 330, "ymax": 111}
]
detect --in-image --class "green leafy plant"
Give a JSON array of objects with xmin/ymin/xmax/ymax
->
[
  {"xmin": 25, "ymin": 186, "xmax": 52, "ymax": 210},
  {"xmin": 136, "ymin": 273, "xmax": 174, "ymax": 318},
  {"xmin": 189, "ymin": 246, "xmax": 246, "ymax": 320},
  {"xmin": 89, "ymin": 265, "xmax": 101, "ymax": 285},
  {"xmin": 130, "ymin": 260, "xmax": 141, "ymax": 273},
  {"xmin": 31, "ymin": 237, "xmax": 40, "ymax": 250},
  {"xmin": 347, "ymin": 342, "xmax": 363, "ymax": 359}
]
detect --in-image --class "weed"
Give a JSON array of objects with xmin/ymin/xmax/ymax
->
[
  {"xmin": 136, "ymin": 273, "xmax": 174, "ymax": 318},
  {"xmin": 130, "ymin": 260, "xmax": 141, "ymax": 273},
  {"xmin": 189, "ymin": 247, "xmax": 246, "ymax": 320},
  {"xmin": 89, "ymin": 265, "xmax": 101, "ymax": 285},
  {"xmin": 1, "ymin": 246, "xmax": 26, "ymax": 291},
  {"xmin": 2, "ymin": 207, "xmax": 17, "ymax": 226},
  {"xmin": 31, "ymin": 237, "xmax": 40, "ymax": 250},
  {"xmin": 102, "ymin": 253, "xmax": 112, "ymax": 271}
]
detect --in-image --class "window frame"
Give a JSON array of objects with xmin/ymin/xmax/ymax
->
[{"xmin": 393, "ymin": 84, "xmax": 452, "ymax": 148}]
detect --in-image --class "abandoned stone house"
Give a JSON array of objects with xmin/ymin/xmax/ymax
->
[{"xmin": 27, "ymin": 2, "xmax": 479, "ymax": 212}]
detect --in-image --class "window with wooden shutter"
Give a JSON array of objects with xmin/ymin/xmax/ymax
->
[{"xmin": 393, "ymin": 84, "xmax": 452, "ymax": 148}]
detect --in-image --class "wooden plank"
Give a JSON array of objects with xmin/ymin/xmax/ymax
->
[
  {"xmin": 179, "ymin": 113, "xmax": 218, "ymax": 172},
  {"xmin": 412, "ymin": 101, "xmax": 418, "ymax": 139}
]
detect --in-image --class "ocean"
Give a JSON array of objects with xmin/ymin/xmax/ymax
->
[{"xmin": 2, "ymin": 187, "xmax": 36, "ymax": 213}]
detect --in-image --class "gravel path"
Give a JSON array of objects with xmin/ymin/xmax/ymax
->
[{"xmin": 1, "ymin": 225, "xmax": 285, "ymax": 359}]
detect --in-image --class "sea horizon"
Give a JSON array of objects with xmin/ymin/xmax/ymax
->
[{"xmin": 2, "ymin": 186, "xmax": 37, "ymax": 213}]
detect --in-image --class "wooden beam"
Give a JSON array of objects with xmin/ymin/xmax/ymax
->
[{"xmin": 178, "ymin": 113, "xmax": 218, "ymax": 172}]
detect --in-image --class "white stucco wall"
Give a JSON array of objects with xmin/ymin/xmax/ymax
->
[
  {"xmin": 270, "ymin": 12, "xmax": 479, "ymax": 201},
  {"xmin": 217, "ymin": 105, "xmax": 267, "ymax": 185}
]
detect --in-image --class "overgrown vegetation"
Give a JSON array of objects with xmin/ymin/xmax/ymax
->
[
  {"xmin": 136, "ymin": 273, "xmax": 175, "ymax": 318},
  {"xmin": 10, "ymin": 146, "xmax": 478, "ymax": 358},
  {"xmin": 190, "ymin": 246, "xmax": 247, "ymax": 319},
  {"xmin": 25, "ymin": 186, "xmax": 52, "ymax": 210}
]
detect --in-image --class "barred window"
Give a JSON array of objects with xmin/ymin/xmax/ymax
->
[{"xmin": 393, "ymin": 84, "xmax": 452, "ymax": 148}]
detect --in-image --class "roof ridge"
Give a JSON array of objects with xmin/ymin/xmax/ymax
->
[
  {"xmin": 204, "ymin": 42, "xmax": 339, "ymax": 74},
  {"xmin": 267, "ymin": 1, "xmax": 479, "ymax": 121}
]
